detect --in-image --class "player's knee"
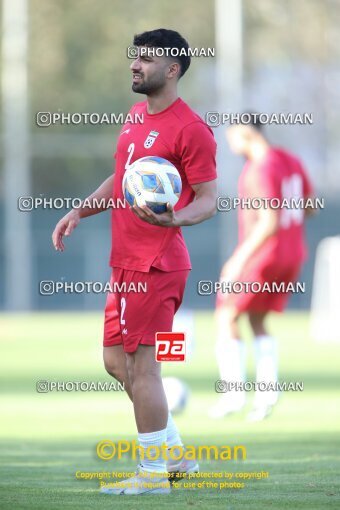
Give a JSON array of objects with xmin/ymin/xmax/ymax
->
[{"xmin": 103, "ymin": 355, "xmax": 124, "ymax": 382}]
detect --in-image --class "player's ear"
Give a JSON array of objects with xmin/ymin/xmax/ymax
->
[{"xmin": 168, "ymin": 62, "xmax": 181, "ymax": 80}]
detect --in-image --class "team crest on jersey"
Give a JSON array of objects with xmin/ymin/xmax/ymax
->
[{"xmin": 144, "ymin": 130, "xmax": 159, "ymax": 149}]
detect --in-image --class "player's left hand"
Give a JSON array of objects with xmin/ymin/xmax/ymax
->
[{"xmin": 131, "ymin": 203, "xmax": 178, "ymax": 227}]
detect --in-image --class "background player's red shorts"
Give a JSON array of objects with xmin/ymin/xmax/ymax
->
[
  {"xmin": 103, "ymin": 267, "xmax": 189, "ymax": 353},
  {"xmin": 216, "ymin": 256, "xmax": 302, "ymax": 313}
]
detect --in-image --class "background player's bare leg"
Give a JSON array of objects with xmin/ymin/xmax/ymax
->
[
  {"xmin": 217, "ymin": 304, "xmax": 241, "ymax": 339},
  {"xmin": 248, "ymin": 311, "xmax": 279, "ymax": 419},
  {"xmin": 248, "ymin": 311, "xmax": 268, "ymax": 336},
  {"xmin": 209, "ymin": 306, "xmax": 246, "ymax": 418},
  {"xmin": 103, "ymin": 345, "xmax": 133, "ymax": 400}
]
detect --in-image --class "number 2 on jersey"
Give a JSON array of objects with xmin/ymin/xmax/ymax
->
[{"xmin": 125, "ymin": 143, "xmax": 135, "ymax": 170}]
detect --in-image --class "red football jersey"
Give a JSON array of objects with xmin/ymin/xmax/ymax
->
[
  {"xmin": 238, "ymin": 147, "xmax": 313, "ymax": 265},
  {"xmin": 110, "ymin": 98, "xmax": 217, "ymax": 272}
]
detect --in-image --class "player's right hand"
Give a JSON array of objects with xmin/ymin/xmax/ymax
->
[{"xmin": 52, "ymin": 209, "xmax": 81, "ymax": 252}]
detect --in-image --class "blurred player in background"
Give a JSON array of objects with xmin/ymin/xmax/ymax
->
[
  {"xmin": 210, "ymin": 115, "xmax": 315, "ymax": 421},
  {"xmin": 52, "ymin": 29, "xmax": 217, "ymax": 494}
]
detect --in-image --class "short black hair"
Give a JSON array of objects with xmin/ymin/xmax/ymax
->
[
  {"xmin": 240, "ymin": 111, "xmax": 264, "ymax": 131},
  {"xmin": 133, "ymin": 28, "xmax": 191, "ymax": 78}
]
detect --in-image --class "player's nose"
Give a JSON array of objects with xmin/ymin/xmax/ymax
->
[{"xmin": 130, "ymin": 58, "xmax": 141, "ymax": 71}]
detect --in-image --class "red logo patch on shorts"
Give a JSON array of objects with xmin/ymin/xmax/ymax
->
[{"xmin": 155, "ymin": 332, "xmax": 186, "ymax": 362}]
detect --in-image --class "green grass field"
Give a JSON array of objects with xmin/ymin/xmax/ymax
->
[{"xmin": 1, "ymin": 311, "xmax": 340, "ymax": 509}]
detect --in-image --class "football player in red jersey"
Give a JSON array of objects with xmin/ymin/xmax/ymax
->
[
  {"xmin": 52, "ymin": 29, "xmax": 217, "ymax": 494},
  {"xmin": 209, "ymin": 115, "xmax": 315, "ymax": 422}
]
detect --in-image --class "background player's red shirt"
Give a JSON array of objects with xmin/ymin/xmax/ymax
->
[
  {"xmin": 110, "ymin": 98, "xmax": 217, "ymax": 272},
  {"xmin": 238, "ymin": 147, "xmax": 313, "ymax": 266}
]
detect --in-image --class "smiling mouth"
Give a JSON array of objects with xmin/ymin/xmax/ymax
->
[{"xmin": 132, "ymin": 74, "xmax": 143, "ymax": 82}]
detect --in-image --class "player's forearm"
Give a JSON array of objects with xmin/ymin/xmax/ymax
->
[
  {"xmin": 78, "ymin": 174, "xmax": 115, "ymax": 219},
  {"xmin": 236, "ymin": 218, "xmax": 278, "ymax": 265},
  {"xmin": 175, "ymin": 194, "xmax": 216, "ymax": 227},
  {"xmin": 174, "ymin": 180, "xmax": 217, "ymax": 227}
]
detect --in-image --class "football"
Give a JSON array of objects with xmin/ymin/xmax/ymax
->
[
  {"xmin": 122, "ymin": 156, "xmax": 182, "ymax": 214},
  {"xmin": 163, "ymin": 377, "xmax": 189, "ymax": 415}
]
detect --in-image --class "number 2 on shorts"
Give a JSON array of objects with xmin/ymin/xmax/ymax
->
[{"xmin": 120, "ymin": 297, "xmax": 126, "ymax": 325}]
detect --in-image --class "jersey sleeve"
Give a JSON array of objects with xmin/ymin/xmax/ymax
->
[{"xmin": 175, "ymin": 121, "xmax": 217, "ymax": 185}]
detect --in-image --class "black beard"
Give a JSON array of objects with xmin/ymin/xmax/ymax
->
[
  {"xmin": 132, "ymin": 76, "xmax": 165, "ymax": 95},
  {"xmin": 132, "ymin": 82, "xmax": 152, "ymax": 94}
]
